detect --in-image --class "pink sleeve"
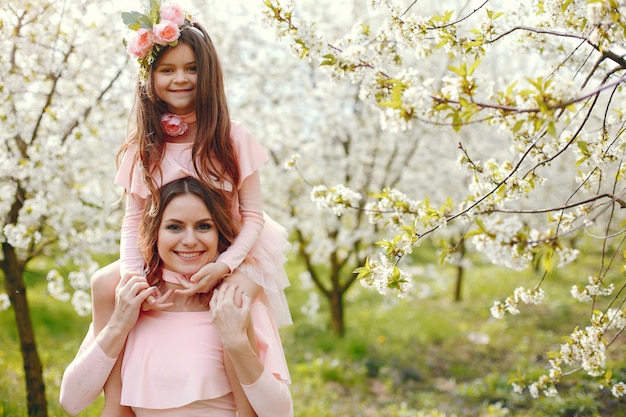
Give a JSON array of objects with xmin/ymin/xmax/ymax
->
[
  {"xmin": 115, "ymin": 144, "xmax": 148, "ymax": 278},
  {"xmin": 215, "ymin": 171, "xmax": 265, "ymax": 271},
  {"xmin": 119, "ymin": 192, "xmax": 146, "ymax": 278},
  {"xmin": 242, "ymin": 368, "xmax": 293, "ymax": 417},
  {"xmin": 59, "ymin": 325, "xmax": 118, "ymax": 415}
]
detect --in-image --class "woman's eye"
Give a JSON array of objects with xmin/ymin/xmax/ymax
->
[
  {"xmin": 197, "ymin": 223, "xmax": 212, "ymax": 231},
  {"xmin": 166, "ymin": 224, "xmax": 182, "ymax": 231}
]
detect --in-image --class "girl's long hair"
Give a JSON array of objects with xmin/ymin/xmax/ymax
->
[
  {"xmin": 117, "ymin": 22, "xmax": 240, "ymax": 216},
  {"xmin": 138, "ymin": 177, "xmax": 237, "ymax": 286}
]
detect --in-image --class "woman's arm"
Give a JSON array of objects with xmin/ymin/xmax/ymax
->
[
  {"xmin": 59, "ymin": 274, "xmax": 155, "ymax": 414},
  {"xmin": 59, "ymin": 325, "xmax": 118, "ymax": 415},
  {"xmin": 210, "ymin": 283, "xmax": 293, "ymax": 417}
]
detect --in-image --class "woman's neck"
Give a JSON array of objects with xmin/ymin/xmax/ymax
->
[{"xmin": 158, "ymin": 269, "xmax": 209, "ymax": 311}]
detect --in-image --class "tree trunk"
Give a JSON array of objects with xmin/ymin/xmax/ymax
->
[
  {"xmin": 329, "ymin": 289, "xmax": 345, "ymax": 337},
  {"xmin": 2, "ymin": 243, "xmax": 48, "ymax": 417},
  {"xmin": 453, "ymin": 239, "xmax": 465, "ymax": 302}
]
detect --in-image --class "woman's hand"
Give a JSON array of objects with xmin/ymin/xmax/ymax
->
[
  {"xmin": 209, "ymin": 283, "xmax": 252, "ymax": 349},
  {"xmin": 176, "ymin": 261, "xmax": 230, "ymax": 296},
  {"xmin": 110, "ymin": 274, "xmax": 156, "ymax": 334},
  {"xmin": 95, "ymin": 273, "xmax": 156, "ymax": 359}
]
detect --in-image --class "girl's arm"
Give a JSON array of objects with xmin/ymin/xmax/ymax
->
[
  {"xmin": 215, "ymin": 170, "xmax": 265, "ymax": 272},
  {"xmin": 187, "ymin": 171, "xmax": 264, "ymax": 294},
  {"xmin": 120, "ymin": 192, "xmax": 146, "ymax": 279}
]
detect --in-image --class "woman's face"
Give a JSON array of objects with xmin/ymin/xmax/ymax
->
[
  {"xmin": 153, "ymin": 41, "xmax": 198, "ymax": 115},
  {"xmin": 157, "ymin": 193, "xmax": 219, "ymax": 276}
]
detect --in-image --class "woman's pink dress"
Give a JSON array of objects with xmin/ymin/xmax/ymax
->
[{"xmin": 121, "ymin": 301, "xmax": 291, "ymax": 416}]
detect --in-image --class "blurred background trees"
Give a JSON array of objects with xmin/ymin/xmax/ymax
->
[{"xmin": 2, "ymin": 0, "xmax": 626, "ymax": 414}]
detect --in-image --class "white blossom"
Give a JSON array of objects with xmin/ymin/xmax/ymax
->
[{"xmin": 0, "ymin": 294, "xmax": 10, "ymax": 311}]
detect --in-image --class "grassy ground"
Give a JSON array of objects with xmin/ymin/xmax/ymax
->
[{"xmin": 1, "ymin": 242, "xmax": 625, "ymax": 416}]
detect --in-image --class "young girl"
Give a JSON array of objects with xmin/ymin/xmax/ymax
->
[
  {"xmin": 87, "ymin": 1, "xmax": 291, "ymax": 413},
  {"xmin": 61, "ymin": 177, "xmax": 292, "ymax": 416}
]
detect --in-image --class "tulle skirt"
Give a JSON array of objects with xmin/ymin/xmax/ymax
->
[{"xmin": 237, "ymin": 213, "xmax": 292, "ymax": 328}]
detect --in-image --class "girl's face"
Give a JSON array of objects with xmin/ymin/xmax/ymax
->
[
  {"xmin": 153, "ymin": 42, "xmax": 197, "ymax": 115},
  {"xmin": 157, "ymin": 193, "xmax": 219, "ymax": 276}
]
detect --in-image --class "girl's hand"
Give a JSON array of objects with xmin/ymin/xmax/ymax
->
[
  {"xmin": 177, "ymin": 261, "xmax": 230, "ymax": 296},
  {"xmin": 140, "ymin": 287, "xmax": 175, "ymax": 312}
]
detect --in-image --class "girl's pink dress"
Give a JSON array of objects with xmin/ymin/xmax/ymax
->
[{"xmin": 115, "ymin": 121, "xmax": 292, "ymax": 327}]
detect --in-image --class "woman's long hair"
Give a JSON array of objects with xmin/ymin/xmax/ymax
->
[
  {"xmin": 138, "ymin": 177, "xmax": 237, "ymax": 286},
  {"xmin": 117, "ymin": 22, "xmax": 240, "ymax": 216}
]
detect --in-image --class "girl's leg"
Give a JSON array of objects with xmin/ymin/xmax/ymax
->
[{"xmin": 90, "ymin": 260, "xmax": 121, "ymax": 336}]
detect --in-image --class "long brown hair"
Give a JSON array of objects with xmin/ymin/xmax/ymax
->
[
  {"xmin": 138, "ymin": 176, "xmax": 237, "ymax": 286},
  {"xmin": 117, "ymin": 22, "xmax": 240, "ymax": 214}
]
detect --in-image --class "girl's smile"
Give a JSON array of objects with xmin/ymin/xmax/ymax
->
[{"xmin": 153, "ymin": 42, "xmax": 198, "ymax": 115}]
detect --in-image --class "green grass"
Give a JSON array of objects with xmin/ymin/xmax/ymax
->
[{"xmin": 1, "ymin": 243, "xmax": 625, "ymax": 417}]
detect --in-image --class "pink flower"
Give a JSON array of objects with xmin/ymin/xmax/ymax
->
[
  {"xmin": 161, "ymin": 113, "xmax": 188, "ymax": 136},
  {"xmin": 161, "ymin": 3, "xmax": 186, "ymax": 26},
  {"xmin": 126, "ymin": 28, "xmax": 154, "ymax": 59},
  {"xmin": 153, "ymin": 20, "xmax": 180, "ymax": 45}
]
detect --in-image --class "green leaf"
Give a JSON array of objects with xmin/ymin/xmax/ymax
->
[
  {"xmin": 121, "ymin": 11, "xmax": 143, "ymax": 30},
  {"xmin": 512, "ymin": 119, "xmax": 525, "ymax": 133},
  {"xmin": 542, "ymin": 248, "xmax": 553, "ymax": 273},
  {"xmin": 447, "ymin": 63, "xmax": 466, "ymax": 77},
  {"xmin": 468, "ymin": 59, "xmax": 481, "ymax": 76},
  {"xmin": 321, "ymin": 54, "xmax": 336, "ymax": 66},
  {"xmin": 577, "ymin": 140, "xmax": 590, "ymax": 156}
]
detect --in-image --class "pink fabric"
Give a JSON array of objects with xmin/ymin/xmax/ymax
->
[
  {"xmin": 121, "ymin": 310, "xmax": 231, "ymax": 408},
  {"xmin": 242, "ymin": 369, "xmax": 293, "ymax": 417},
  {"xmin": 121, "ymin": 301, "xmax": 291, "ymax": 415},
  {"xmin": 115, "ymin": 122, "xmax": 292, "ymax": 327},
  {"xmin": 132, "ymin": 395, "xmax": 235, "ymax": 417},
  {"xmin": 59, "ymin": 324, "xmax": 118, "ymax": 414}
]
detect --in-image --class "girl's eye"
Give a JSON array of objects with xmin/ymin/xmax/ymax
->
[{"xmin": 187, "ymin": 66, "xmax": 197, "ymax": 72}]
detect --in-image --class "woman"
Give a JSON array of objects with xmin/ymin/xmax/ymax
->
[{"xmin": 60, "ymin": 177, "xmax": 292, "ymax": 416}]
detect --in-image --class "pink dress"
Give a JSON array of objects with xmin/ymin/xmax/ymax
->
[
  {"xmin": 115, "ymin": 122, "xmax": 292, "ymax": 327},
  {"xmin": 59, "ymin": 301, "xmax": 292, "ymax": 416},
  {"xmin": 121, "ymin": 301, "xmax": 292, "ymax": 416}
]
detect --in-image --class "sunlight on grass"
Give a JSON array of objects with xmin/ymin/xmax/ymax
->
[{"xmin": 1, "ymin": 241, "xmax": 625, "ymax": 416}]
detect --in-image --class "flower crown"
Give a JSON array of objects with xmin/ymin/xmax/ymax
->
[{"xmin": 122, "ymin": 0, "xmax": 194, "ymax": 81}]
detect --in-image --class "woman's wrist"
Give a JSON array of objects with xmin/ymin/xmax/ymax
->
[{"xmin": 221, "ymin": 333, "xmax": 251, "ymax": 352}]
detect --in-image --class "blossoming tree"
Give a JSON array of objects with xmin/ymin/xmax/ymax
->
[
  {"xmin": 0, "ymin": 1, "xmax": 127, "ymax": 414},
  {"xmin": 219, "ymin": 1, "xmax": 462, "ymax": 336},
  {"xmin": 263, "ymin": 0, "xmax": 626, "ymax": 398}
]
